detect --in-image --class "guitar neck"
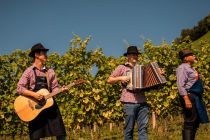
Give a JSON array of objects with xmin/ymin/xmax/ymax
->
[{"xmin": 45, "ymin": 83, "xmax": 75, "ymax": 99}]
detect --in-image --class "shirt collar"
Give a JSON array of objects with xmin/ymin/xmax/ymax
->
[
  {"xmin": 182, "ymin": 63, "xmax": 192, "ymax": 67},
  {"xmin": 124, "ymin": 62, "xmax": 133, "ymax": 68},
  {"xmin": 32, "ymin": 64, "xmax": 47, "ymax": 72}
]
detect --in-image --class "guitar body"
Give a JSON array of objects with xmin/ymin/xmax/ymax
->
[
  {"xmin": 14, "ymin": 79, "xmax": 86, "ymax": 122},
  {"xmin": 14, "ymin": 89, "xmax": 54, "ymax": 122}
]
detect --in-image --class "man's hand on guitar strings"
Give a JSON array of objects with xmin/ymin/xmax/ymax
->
[{"xmin": 33, "ymin": 93, "xmax": 45, "ymax": 101}]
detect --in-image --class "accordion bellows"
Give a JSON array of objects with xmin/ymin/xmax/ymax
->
[{"xmin": 126, "ymin": 62, "xmax": 167, "ymax": 91}]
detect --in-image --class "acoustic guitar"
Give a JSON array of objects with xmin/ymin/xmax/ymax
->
[{"xmin": 14, "ymin": 79, "xmax": 85, "ymax": 122}]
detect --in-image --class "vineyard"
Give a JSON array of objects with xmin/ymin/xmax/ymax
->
[{"xmin": 0, "ymin": 34, "xmax": 209, "ymax": 138}]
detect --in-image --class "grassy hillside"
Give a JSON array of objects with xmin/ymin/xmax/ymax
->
[{"xmin": 192, "ymin": 31, "xmax": 210, "ymax": 47}]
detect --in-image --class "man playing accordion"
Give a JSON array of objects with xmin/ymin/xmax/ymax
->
[{"xmin": 107, "ymin": 46, "xmax": 149, "ymax": 140}]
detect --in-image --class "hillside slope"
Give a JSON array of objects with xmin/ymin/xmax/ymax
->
[{"xmin": 192, "ymin": 31, "xmax": 210, "ymax": 47}]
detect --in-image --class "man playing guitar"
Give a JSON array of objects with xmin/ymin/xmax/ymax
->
[{"xmin": 17, "ymin": 43, "xmax": 67, "ymax": 140}]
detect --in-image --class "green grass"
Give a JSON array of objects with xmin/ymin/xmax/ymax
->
[
  {"xmin": 1, "ymin": 114, "xmax": 209, "ymax": 140},
  {"xmin": 192, "ymin": 31, "xmax": 210, "ymax": 48}
]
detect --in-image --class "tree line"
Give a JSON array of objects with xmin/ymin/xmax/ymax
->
[{"xmin": 175, "ymin": 13, "xmax": 210, "ymax": 43}]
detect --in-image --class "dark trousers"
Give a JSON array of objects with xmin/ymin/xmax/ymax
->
[
  {"xmin": 180, "ymin": 94, "xmax": 200, "ymax": 140},
  {"xmin": 30, "ymin": 135, "xmax": 66, "ymax": 140}
]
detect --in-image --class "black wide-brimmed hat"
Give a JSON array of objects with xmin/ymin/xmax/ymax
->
[
  {"xmin": 178, "ymin": 49, "xmax": 194, "ymax": 60},
  {"xmin": 29, "ymin": 43, "xmax": 49, "ymax": 57},
  {"xmin": 124, "ymin": 46, "xmax": 140, "ymax": 56}
]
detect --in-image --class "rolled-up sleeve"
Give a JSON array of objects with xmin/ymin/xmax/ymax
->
[
  {"xmin": 110, "ymin": 65, "xmax": 124, "ymax": 77},
  {"xmin": 17, "ymin": 69, "xmax": 30, "ymax": 94},
  {"xmin": 176, "ymin": 67, "xmax": 188, "ymax": 96}
]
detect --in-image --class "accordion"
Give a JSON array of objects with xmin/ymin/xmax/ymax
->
[{"xmin": 126, "ymin": 62, "xmax": 167, "ymax": 91}]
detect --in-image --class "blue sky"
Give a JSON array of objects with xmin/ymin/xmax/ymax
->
[{"xmin": 0, "ymin": 0, "xmax": 210, "ymax": 57}]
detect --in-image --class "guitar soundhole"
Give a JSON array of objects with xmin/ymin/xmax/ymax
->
[{"xmin": 35, "ymin": 100, "xmax": 46, "ymax": 109}]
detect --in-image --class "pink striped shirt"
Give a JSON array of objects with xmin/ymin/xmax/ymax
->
[
  {"xmin": 109, "ymin": 63, "xmax": 146, "ymax": 103},
  {"xmin": 17, "ymin": 64, "xmax": 59, "ymax": 94}
]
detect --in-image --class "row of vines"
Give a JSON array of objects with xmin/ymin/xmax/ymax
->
[{"xmin": 0, "ymin": 35, "xmax": 209, "ymax": 135}]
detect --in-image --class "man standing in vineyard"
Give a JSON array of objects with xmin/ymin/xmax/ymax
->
[
  {"xmin": 17, "ymin": 43, "xmax": 67, "ymax": 140},
  {"xmin": 176, "ymin": 49, "xmax": 209, "ymax": 140},
  {"xmin": 107, "ymin": 46, "xmax": 149, "ymax": 140}
]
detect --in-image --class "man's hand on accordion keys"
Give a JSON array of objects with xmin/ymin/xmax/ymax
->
[{"xmin": 157, "ymin": 68, "xmax": 165, "ymax": 76}]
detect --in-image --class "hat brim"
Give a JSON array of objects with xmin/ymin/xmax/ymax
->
[
  {"xmin": 124, "ymin": 52, "xmax": 140, "ymax": 56},
  {"xmin": 29, "ymin": 49, "xmax": 49, "ymax": 57},
  {"xmin": 181, "ymin": 52, "xmax": 194, "ymax": 59}
]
